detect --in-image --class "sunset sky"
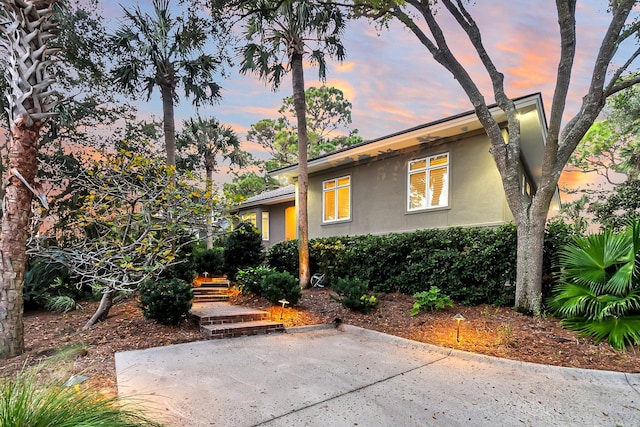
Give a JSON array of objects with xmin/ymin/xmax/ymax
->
[{"xmin": 102, "ymin": 0, "xmax": 637, "ymax": 190}]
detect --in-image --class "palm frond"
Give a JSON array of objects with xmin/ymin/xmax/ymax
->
[
  {"xmin": 549, "ymin": 282, "xmax": 597, "ymax": 318},
  {"xmin": 564, "ymin": 315, "xmax": 640, "ymax": 350}
]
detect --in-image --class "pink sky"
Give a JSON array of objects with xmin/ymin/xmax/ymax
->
[{"xmin": 111, "ymin": 1, "xmax": 637, "ymax": 191}]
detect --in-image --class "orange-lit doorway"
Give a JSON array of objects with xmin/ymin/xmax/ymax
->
[{"xmin": 285, "ymin": 206, "xmax": 296, "ymax": 240}]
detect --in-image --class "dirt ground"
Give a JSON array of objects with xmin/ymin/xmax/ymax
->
[{"xmin": 2, "ymin": 287, "xmax": 639, "ymax": 397}]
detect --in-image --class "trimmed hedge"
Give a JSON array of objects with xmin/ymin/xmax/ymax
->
[{"xmin": 267, "ymin": 222, "xmax": 578, "ymax": 306}]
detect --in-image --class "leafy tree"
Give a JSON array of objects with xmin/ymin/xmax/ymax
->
[
  {"xmin": 0, "ymin": 0, "xmax": 62, "ymax": 358},
  {"xmin": 28, "ymin": 143, "xmax": 213, "ymax": 327},
  {"xmin": 569, "ymin": 85, "xmax": 640, "ymax": 184},
  {"xmin": 247, "ymin": 86, "xmax": 363, "ymax": 170},
  {"xmin": 177, "ymin": 116, "xmax": 249, "ymax": 248},
  {"xmin": 246, "ymin": 118, "xmax": 298, "ymax": 169},
  {"xmin": 223, "ymin": 171, "xmax": 280, "ymax": 201},
  {"xmin": 235, "ymin": 1, "xmax": 347, "ymax": 288},
  {"xmin": 109, "ymin": 0, "xmax": 225, "ymax": 166},
  {"xmin": 589, "ymin": 179, "xmax": 640, "ymax": 231},
  {"xmin": 278, "ymin": 85, "xmax": 358, "ymax": 146},
  {"xmin": 354, "ymin": 0, "xmax": 640, "ymax": 314}
]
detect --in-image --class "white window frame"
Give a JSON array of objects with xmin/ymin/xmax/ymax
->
[
  {"xmin": 322, "ymin": 175, "xmax": 351, "ymax": 223},
  {"xmin": 407, "ymin": 153, "xmax": 449, "ymax": 211},
  {"xmin": 261, "ymin": 212, "xmax": 270, "ymax": 241}
]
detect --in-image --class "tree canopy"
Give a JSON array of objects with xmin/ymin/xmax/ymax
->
[
  {"xmin": 246, "ymin": 85, "xmax": 363, "ymax": 170},
  {"xmin": 109, "ymin": 0, "xmax": 225, "ymax": 166}
]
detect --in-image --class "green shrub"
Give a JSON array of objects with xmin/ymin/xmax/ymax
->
[
  {"xmin": 224, "ymin": 222, "xmax": 265, "ymax": 281},
  {"xmin": 332, "ymin": 277, "xmax": 379, "ymax": 313},
  {"xmin": 549, "ymin": 221, "xmax": 640, "ymax": 350},
  {"xmin": 138, "ymin": 278, "xmax": 193, "ymax": 325},
  {"xmin": 266, "ymin": 239, "xmax": 299, "ymax": 274},
  {"xmin": 261, "ymin": 270, "xmax": 301, "ymax": 305},
  {"xmin": 411, "ymin": 287, "xmax": 454, "ymax": 316},
  {"xmin": 266, "ymin": 222, "xmax": 586, "ymax": 307},
  {"xmin": 194, "ymin": 247, "xmax": 225, "ymax": 277},
  {"xmin": 236, "ymin": 265, "xmax": 275, "ymax": 295},
  {"xmin": 0, "ymin": 370, "xmax": 160, "ymax": 427}
]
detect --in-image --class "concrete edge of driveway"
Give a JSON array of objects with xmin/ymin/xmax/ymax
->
[{"xmin": 325, "ymin": 323, "xmax": 640, "ymax": 386}]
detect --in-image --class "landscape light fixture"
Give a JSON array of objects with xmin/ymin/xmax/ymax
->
[
  {"xmin": 453, "ymin": 313, "xmax": 465, "ymax": 343},
  {"xmin": 278, "ymin": 299, "xmax": 289, "ymax": 320}
]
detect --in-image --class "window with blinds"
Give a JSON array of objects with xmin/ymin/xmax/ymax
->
[
  {"xmin": 408, "ymin": 153, "xmax": 449, "ymax": 211},
  {"xmin": 261, "ymin": 212, "xmax": 269, "ymax": 241},
  {"xmin": 323, "ymin": 176, "xmax": 351, "ymax": 223}
]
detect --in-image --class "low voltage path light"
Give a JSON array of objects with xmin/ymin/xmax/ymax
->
[
  {"xmin": 453, "ymin": 313, "xmax": 465, "ymax": 343},
  {"xmin": 278, "ymin": 299, "xmax": 289, "ymax": 320}
]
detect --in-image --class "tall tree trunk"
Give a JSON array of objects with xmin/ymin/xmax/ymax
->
[
  {"xmin": 291, "ymin": 52, "xmax": 310, "ymax": 288},
  {"xmin": 161, "ymin": 83, "xmax": 176, "ymax": 167},
  {"xmin": 0, "ymin": 119, "xmax": 39, "ymax": 358},
  {"xmin": 205, "ymin": 163, "xmax": 214, "ymax": 250},
  {"xmin": 514, "ymin": 215, "xmax": 546, "ymax": 314},
  {"xmin": 85, "ymin": 287, "xmax": 114, "ymax": 328}
]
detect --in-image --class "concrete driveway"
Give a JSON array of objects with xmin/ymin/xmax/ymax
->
[{"xmin": 115, "ymin": 325, "xmax": 640, "ymax": 427}]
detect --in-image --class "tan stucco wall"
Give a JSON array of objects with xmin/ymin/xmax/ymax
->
[
  {"xmin": 308, "ymin": 132, "xmax": 513, "ymax": 239},
  {"xmin": 239, "ymin": 201, "xmax": 295, "ymax": 248}
]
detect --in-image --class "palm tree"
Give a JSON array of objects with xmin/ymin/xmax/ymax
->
[
  {"xmin": 177, "ymin": 116, "xmax": 248, "ymax": 248},
  {"xmin": 239, "ymin": 0, "xmax": 346, "ymax": 287},
  {"xmin": 110, "ymin": 0, "xmax": 224, "ymax": 167},
  {"xmin": 0, "ymin": 0, "xmax": 61, "ymax": 358}
]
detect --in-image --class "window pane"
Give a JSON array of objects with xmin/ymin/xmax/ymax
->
[
  {"xmin": 337, "ymin": 186, "xmax": 350, "ymax": 219},
  {"xmin": 324, "ymin": 191, "xmax": 336, "ymax": 221},
  {"xmin": 324, "ymin": 180, "xmax": 336, "ymax": 190},
  {"xmin": 430, "ymin": 154, "xmax": 448, "ymax": 167},
  {"xmin": 261, "ymin": 212, "xmax": 269, "ymax": 240},
  {"xmin": 409, "ymin": 159, "xmax": 427, "ymax": 171},
  {"xmin": 429, "ymin": 167, "xmax": 448, "ymax": 207},
  {"xmin": 409, "ymin": 172, "xmax": 427, "ymax": 209},
  {"xmin": 337, "ymin": 176, "xmax": 350, "ymax": 187},
  {"xmin": 242, "ymin": 213, "xmax": 257, "ymax": 227}
]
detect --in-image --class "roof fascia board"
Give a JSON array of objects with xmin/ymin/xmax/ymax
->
[{"xmin": 270, "ymin": 93, "xmax": 544, "ymax": 178}]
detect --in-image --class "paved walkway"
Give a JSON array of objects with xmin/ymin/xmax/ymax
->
[{"xmin": 115, "ymin": 325, "xmax": 640, "ymax": 427}]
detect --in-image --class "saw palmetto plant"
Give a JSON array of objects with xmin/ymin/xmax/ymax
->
[{"xmin": 549, "ymin": 221, "xmax": 640, "ymax": 351}]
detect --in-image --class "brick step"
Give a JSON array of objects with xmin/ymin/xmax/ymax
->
[
  {"xmin": 194, "ymin": 282, "xmax": 230, "ymax": 289},
  {"xmin": 193, "ymin": 277, "xmax": 230, "ymax": 288},
  {"xmin": 193, "ymin": 288, "xmax": 230, "ymax": 295},
  {"xmin": 201, "ymin": 320, "xmax": 284, "ymax": 339},
  {"xmin": 192, "ymin": 295, "xmax": 230, "ymax": 303},
  {"xmin": 190, "ymin": 303, "xmax": 271, "ymax": 326},
  {"xmin": 196, "ymin": 311, "xmax": 269, "ymax": 325}
]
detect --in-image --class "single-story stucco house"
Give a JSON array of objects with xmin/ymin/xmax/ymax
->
[{"xmin": 236, "ymin": 93, "xmax": 560, "ymax": 247}]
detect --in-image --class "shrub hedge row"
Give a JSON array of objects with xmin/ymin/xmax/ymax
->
[{"xmin": 267, "ymin": 221, "xmax": 577, "ymax": 306}]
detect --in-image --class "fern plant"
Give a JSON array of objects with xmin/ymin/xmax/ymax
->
[{"xmin": 549, "ymin": 220, "xmax": 640, "ymax": 350}]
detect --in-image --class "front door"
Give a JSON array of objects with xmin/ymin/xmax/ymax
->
[{"xmin": 285, "ymin": 206, "xmax": 296, "ymax": 240}]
